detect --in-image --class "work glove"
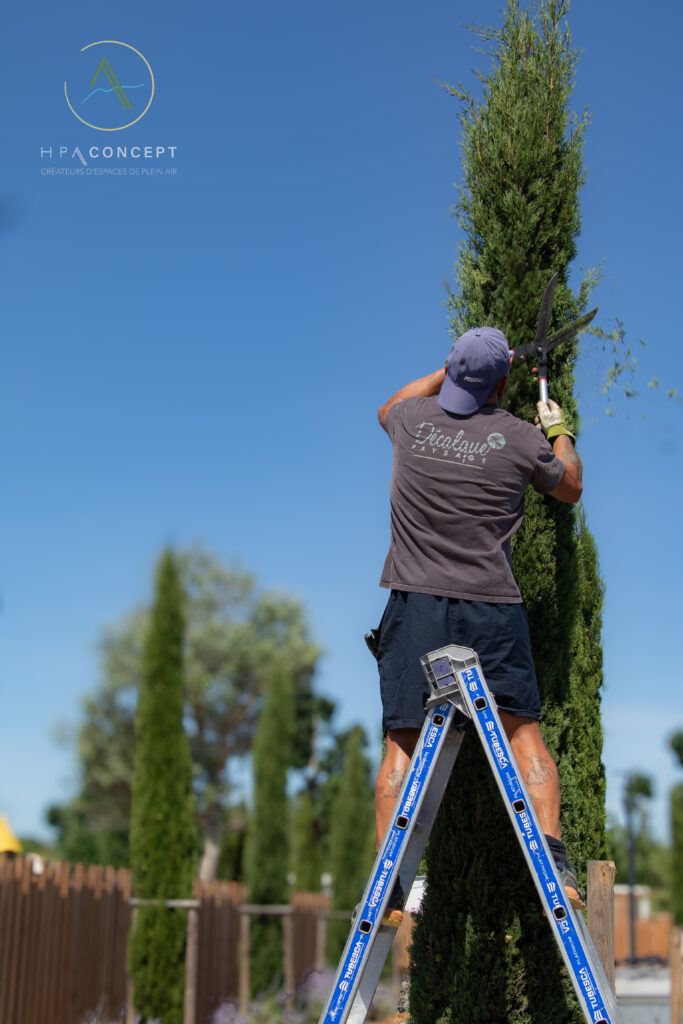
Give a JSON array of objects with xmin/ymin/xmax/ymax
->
[{"xmin": 535, "ymin": 399, "xmax": 575, "ymax": 441}]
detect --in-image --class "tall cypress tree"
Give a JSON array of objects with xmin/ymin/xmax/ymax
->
[
  {"xmin": 327, "ymin": 726, "xmax": 375, "ymax": 961},
  {"xmin": 409, "ymin": 4, "xmax": 605, "ymax": 1021},
  {"xmin": 671, "ymin": 788, "xmax": 683, "ymax": 925},
  {"xmin": 291, "ymin": 789, "xmax": 323, "ymax": 892},
  {"xmin": 670, "ymin": 733, "xmax": 683, "ymax": 925},
  {"xmin": 245, "ymin": 665, "xmax": 294, "ymax": 995},
  {"xmin": 128, "ymin": 550, "xmax": 197, "ymax": 1024}
]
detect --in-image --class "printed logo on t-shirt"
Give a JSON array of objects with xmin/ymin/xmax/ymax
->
[{"xmin": 410, "ymin": 420, "xmax": 505, "ymax": 468}]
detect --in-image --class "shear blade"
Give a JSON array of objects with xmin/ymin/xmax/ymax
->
[
  {"xmin": 542, "ymin": 307, "xmax": 598, "ymax": 353},
  {"xmin": 534, "ymin": 272, "xmax": 559, "ymax": 348},
  {"xmin": 512, "ymin": 307, "xmax": 598, "ymax": 362}
]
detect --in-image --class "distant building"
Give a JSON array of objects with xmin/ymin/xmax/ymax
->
[{"xmin": 614, "ymin": 884, "xmax": 672, "ymax": 963}]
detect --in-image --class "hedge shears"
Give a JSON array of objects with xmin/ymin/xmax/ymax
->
[{"xmin": 511, "ymin": 273, "xmax": 598, "ymax": 402}]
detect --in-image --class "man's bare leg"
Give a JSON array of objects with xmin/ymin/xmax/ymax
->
[
  {"xmin": 499, "ymin": 713, "xmax": 560, "ymax": 837},
  {"xmin": 373, "ymin": 727, "xmax": 420, "ymax": 926},
  {"xmin": 374, "ymin": 717, "xmax": 581, "ymax": 909},
  {"xmin": 376, "ymin": 718, "xmax": 560, "ymax": 844},
  {"xmin": 375, "ymin": 727, "xmax": 420, "ymax": 848},
  {"xmin": 500, "ymin": 712, "xmax": 582, "ymax": 906}
]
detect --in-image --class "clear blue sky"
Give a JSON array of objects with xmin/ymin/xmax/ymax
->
[{"xmin": 2, "ymin": 0, "xmax": 681, "ymax": 846}]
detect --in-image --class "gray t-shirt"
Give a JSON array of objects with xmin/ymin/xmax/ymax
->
[{"xmin": 380, "ymin": 398, "xmax": 565, "ymax": 603}]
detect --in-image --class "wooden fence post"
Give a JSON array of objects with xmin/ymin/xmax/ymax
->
[
  {"xmin": 282, "ymin": 910, "xmax": 295, "ymax": 1011},
  {"xmin": 671, "ymin": 927, "xmax": 682, "ymax": 1024},
  {"xmin": 587, "ymin": 860, "xmax": 616, "ymax": 990},
  {"xmin": 184, "ymin": 905, "xmax": 199, "ymax": 1024},
  {"xmin": 315, "ymin": 913, "xmax": 327, "ymax": 973},
  {"xmin": 239, "ymin": 909, "xmax": 251, "ymax": 1016},
  {"xmin": 127, "ymin": 898, "xmax": 200, "ymax": 1024},
  {"xmin": 125, "ymin": 906, "xmax": 138, "ymax": 1024}
]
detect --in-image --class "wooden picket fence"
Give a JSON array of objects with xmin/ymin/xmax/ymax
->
[
  {"xmin": 0, "ymin": 856, "xmax": 331, "ymax": 1024},
  {"xmin": 0, "ymin": 857, "xmax": 133, "ymax": 1024},
  {"xmin": 0, "ymin": 854, "xmax": 634, "ymax": 1024}
]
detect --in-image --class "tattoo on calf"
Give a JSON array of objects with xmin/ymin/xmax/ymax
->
[
  {"xmin": 525, "ymin": 757, "xmax": 552, "ymax": 786},
  {"xmin": 385, "ymin": 768, "xmax": 407, "ymax": 798}
]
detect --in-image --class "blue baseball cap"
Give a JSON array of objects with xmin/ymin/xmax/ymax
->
[{"xmin": 438, "ymin": 327, "xmax": 511, "ymax": 415}]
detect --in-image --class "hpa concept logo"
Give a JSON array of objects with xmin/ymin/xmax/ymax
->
[
  {"xmin": 64, "ymin": 40, "xmax": 155, "ymax": 131},
  {"xmin": 41, "ymin": 39, "xmax": 176, "ymax": 176}
]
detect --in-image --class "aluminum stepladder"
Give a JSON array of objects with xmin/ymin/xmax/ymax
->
[{"xmin": 318, "ymin": 644, "xmax": 623, "ymax": 1024}]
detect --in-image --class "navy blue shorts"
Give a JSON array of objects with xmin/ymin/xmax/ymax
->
[{"xmin": 377, "ymin": 590, "xmax": 541, "ymax": 733}]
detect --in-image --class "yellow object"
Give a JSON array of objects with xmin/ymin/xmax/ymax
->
[{"xmin": 0, "ymin": 815, "xmax": 22, "ymax": 854}]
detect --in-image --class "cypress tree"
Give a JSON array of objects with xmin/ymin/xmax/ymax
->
[
  {"xmin": 327, "ymin": 726, "xmax": 375, "ymax": 961},
  {"xmin": 291, "ymin": 789, "xmax": 323, "ymax": 892},
  {"xmin": 128, "ymin": 550, "xmax": 197, "ymax": 1024},
  {"xmin": 409, "ymin": 4, "xmax": 605, "ymax": 1021},
  {"xmin": 245, "ymin": 665, "xmax": 294, "ymax": 995},
  {"xmin": 670, "ymin": 733, "xmax": 683, "ymax": 924},
  {"xmin": 671, "ymin": 787, "xmax": 683, "ymax": 925}
]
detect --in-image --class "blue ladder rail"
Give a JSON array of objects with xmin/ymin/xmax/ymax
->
[{"xmin": 318, "ymin": 644, "xmax": 622, "ymax": 1024}]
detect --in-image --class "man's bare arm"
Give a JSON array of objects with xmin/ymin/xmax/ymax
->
[
  {"xmin": 378, "ymin": 367, "xmax": 446, "ymax": 431},
  {"xmin": 548, "ymin": 435, "xmax": 583, "ymax": 504}
]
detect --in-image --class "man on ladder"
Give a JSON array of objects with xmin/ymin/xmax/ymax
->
[{"xmin": 372, "ymin": 326, "xmax": 583, "ymax": 925}]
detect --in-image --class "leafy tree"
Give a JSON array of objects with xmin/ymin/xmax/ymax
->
[
  {"xmin": 15, "ymin": 836, "xmax": 59, "ymax": 859},
  {"xmin": 606, "ymin": 772, "xmax": 671, "ymax": 908},
  {"xmin": 46, "ymin": 801, "xmax": 128, "ymax": 867},
  {"xmin": 49, "ymin": 546, "xmax": 321, "ymax": 877},
  {"xmin": 326, "ymin": 726, "xmax": 375, "ymax": 961},
  {"xmin": 47, "ymin": 614, "xmax": 146, "ymax": 867},
  {"xmin": 127, "ymin": 550, "xmax": 196, "ymax": 1024},
  {"xmin": 245, "ymin": 666, "xmax": 294, "ymax": 995},
  {"xmin": 409, "ymin": 4, "xmax": 605, "ymax": 1021},
  {"xmin": 623, "ymin": 773, "xmax": 653, "ymax": 831},
  {"xmin": 671, "ymin": 733, "xmax": 683, "ymax": 766},
  {"xmin": 622, "ymin": 773, "xmax": 655, "ymax": 961},
  {"xmin": 670, "ymin": 732, "xmax": 683, "ymax": 923},
  {"xmin": 605, "ymin": 819, "xmax": 670, "ymax": 902}
]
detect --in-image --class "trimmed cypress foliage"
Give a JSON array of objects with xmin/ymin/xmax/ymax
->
[
  {"xmin": 245, "ymin": 666, "xmax": 295, "ymax": 995},
  {"xmin": 128, "ymin": 550, "xmax": 197, "ymax": 1024},
  {"xmin": 327, "ymin": 726, "xmax": 375, "ymax": 961},
  {"xmin": 409, "ymin": 4, "xmax": 606, "ymax": 1021}
]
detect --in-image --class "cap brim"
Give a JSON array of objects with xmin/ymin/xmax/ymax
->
[{"xmin": 438, "ymin": 374, "xmax": 489, "ymax": 415}]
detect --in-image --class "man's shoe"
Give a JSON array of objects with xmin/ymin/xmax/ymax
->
[
  {"xmin": 556, "ymin": 861, "xmax": 585, "ymax": 911},
  {"xmin": 381, "ymin": 881, "xmax": 405, "ymax": 928},
  {"xmin": 353, "ymin": 880, "xmax": 405, "ymax": 927},
  {"xmin": 546, "ymin": 835, "xmax": 585, "ymax": 910}
]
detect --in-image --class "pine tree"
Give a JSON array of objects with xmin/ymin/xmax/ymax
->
[
  {"xmin": 245, "ymin": 666, "xmax": 295, "ymax": 995},
  {"xmin": 409, "ymin": 4, "xmax": 605, "ymax": 1021},
  {"xmin": 127, "ymin": 550, "xmax": 197, "ymax": 1024},
  {"xmin": 327, "ymin": 726, "xmax": 375, "ymax": 961}
]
